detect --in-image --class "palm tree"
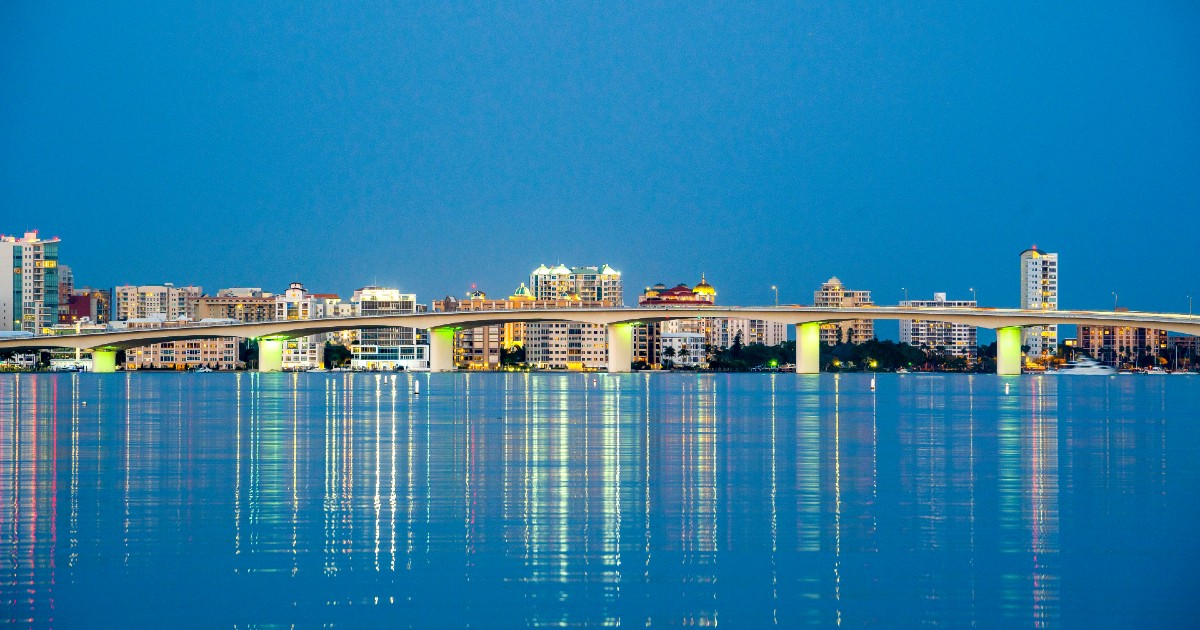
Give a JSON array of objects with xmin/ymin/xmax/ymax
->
[
  {"xmin": 679, "ymin": 344, "xmax": 691, "ymax": 367},
  {"xmin": 663, "ymin": 345, "xmax": 676, "ymax": 369}
]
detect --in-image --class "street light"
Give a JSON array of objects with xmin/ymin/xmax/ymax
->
[
  {"xmin": 771, "ymin": 285, "xmax": 778, "ymax": 307},
  {"xmin": 1189, "ymin": 295, "xmax": 1193, "ymax": 316},
  {"xmin": 969, "ymin": 287, "xmax": 977, "ymax": 305},
  {"xmin": 901, "ymin": 287, "xmax": 908, "ymax": 304},
  {"xmin": 1112, "ymin": 292, "xmax": 1118, "ymax": 310}
]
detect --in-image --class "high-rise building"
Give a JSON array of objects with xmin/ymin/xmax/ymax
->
[
  {"xmin": 813, "ymin": 277, "xmax": 874, "ymax": 344},
  {"xmin": 524, "ymin": 264, "xmax": 622, "ymax": 370},
  {"xmin": 900, "ymin": 293, "xmax": 978, "ymax": 360},
  {"xmin": 1019, "ymin": 246, "xmax": 1058, "ymax": 358},
  {"xmin": 113, "ymin": 283, "xmax": 202, "ymax": 321},
  {"xmin": 0, "ymin": 231, "xmax": 61, "ymax": 333},
  {"xmin": 529, "ymin": 264, "xmax": 623, "ymax": 303},
  {"xmin": 351, "ymin": 287, "xmax": 428, "ymax": 370}
]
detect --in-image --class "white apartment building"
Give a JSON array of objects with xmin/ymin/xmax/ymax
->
[
  {"xmin": 1019, "ymin": 247, "xmax": 1059, "ymax": 358},
  {"xmin": 351, "ymin": 287, "xmax": 428, "ymax": 370},
  {"xmin": 275, "ymin": 282, "xmax": 325, "ymax": 370},
  {"xmin": 662, "ymin": 332, "xmax": 707, "ymax": 368},
  {"xmin": 526, "ymin": 264, "xmax": 622, "ymax": 370},
  {"xmin": 525, "ymin": 321, "xmax": 609, "ymax": 370},
  {"xmin": 113, "ymin": 283, "xmax": 202, "ymax": 321},
  {"xmin": 1, "ymin": 231, "xmax": 61, "ymax": 333},
  {"xmin": 813, "ymin": 277, "xmax": 874, "ymax": 344},
  {"xmin": 900, "ymin": 293, "xmax": 978, "ymax": 360},
  {"xmin": 529, "ymin": 264, "xmax": 623, "ymax": 303}
]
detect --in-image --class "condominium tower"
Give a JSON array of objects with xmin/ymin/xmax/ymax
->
[
  {"xmin": 1, "ymin": 231, "xmax": 61, "ymax": 333},
  {"xmin": 525, "ymin": 264, "xmax": 623, "ymax": 370},
  {"xmin": 113, "ymin": 283, "xmax": 202, "ymax": 321},
  {"xmin": 813, "ymin": 277, "xmax": 874, "ymax": 344},
  {"xmin": 1019, "ymin": 246, "xmax": 1058, "ymax": 357}
]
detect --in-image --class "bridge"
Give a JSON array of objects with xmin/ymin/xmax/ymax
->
[{"xmin": 2, "ymin": 306, "xmax": 1197, "ymax": 375}]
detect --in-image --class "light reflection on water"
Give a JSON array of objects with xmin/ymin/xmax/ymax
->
[{"xmin": 2, "ymin": 372, "xmax": 1198, "ymax": 627}]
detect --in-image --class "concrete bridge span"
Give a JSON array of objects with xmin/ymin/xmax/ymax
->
[{"xmin": 2, "ymin": 306, "xmax": 1197, "ymax": 375}]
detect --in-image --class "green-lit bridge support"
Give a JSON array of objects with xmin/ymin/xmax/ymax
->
[
  {"xmin": 258, "ymin": 338, "xmax": 284, "ymax": 372},
  {"xmin": 92, "ymin": 349, "xmax": 117, "ymax": 373},
  {"xmin": 795, "ymin": 322, "xmax": 821, "ymax": 374},
  {"xmin": 429, "ymin": 327, "xmax": 456, "ymax": 372},
  {"xmin": 996, "ymin": 326, "xmax": 1022, "ymax": 376}
]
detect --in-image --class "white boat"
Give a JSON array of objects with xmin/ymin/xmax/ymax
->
[
  {"xmin": 1052, "ymin": 356, "xmax": 1116, "ymax": 376},
  {"xmin": 895, "ymin": 367, "xmax": 910, "ymax": 374},
  {"xmin": 194, "ymin": 367, "xmax": 214, "ymax": 373},
  {"xmin": 308, "ymin": 367, "xmax": 328, "ymax": 373},
  {"xmin": 1144, "ymin": 367, "xmax": 1167, "ymax": 375}
]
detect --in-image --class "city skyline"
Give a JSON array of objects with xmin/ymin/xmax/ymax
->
[{"xmin": 3, "ymin": 4, "xmax": 1197, "ymax": 315}]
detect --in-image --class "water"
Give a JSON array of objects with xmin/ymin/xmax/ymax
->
[{"xmin": 2, "ymin": 372, "xmax": 1198, "ymax": 627}]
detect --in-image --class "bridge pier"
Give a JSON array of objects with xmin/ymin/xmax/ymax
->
[
  {"xmin": 258, "ymin": 338, "xmax": 284, "ymax": 372},
  {"xmin": 429, "ymin": 327, "xmax": 455, "ymax": 372},
  {"xmin": 92, "ymin": 349, "xmax": 117, "ymax": 373},
  {"xmin": 607, "ymin": 323, "xmax": 633, "ymax": 373},
  {"xmin": 996, "ymin": 326, "xmax": 1022, "ymax": 376},
  {"xmin": 795, "ymin": 322, "xmax": 821, "ymax": 374}
]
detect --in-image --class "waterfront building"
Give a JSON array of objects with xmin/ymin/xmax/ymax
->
[
  {"xmin": 0, "ymin": 231, "xmax": 61, "ymax": 333},
  {"xmin": 275, "ymin": 282, "xmax": 327, "ymax": 370},
  {"xmin": 631, "ymin": 276, "xmax": 786, "ymax": 368},
  {"xmin": 634, "ymin": 277, "xmax": 716, "ymax": 367},
  {"xmin": 661, "ymin": 332, "xmax": 707, "ymax": 368},
  {"xmin": 62, "ymin": 287, "xmax": 111, "ymax": 325},
  {"xmin": 708, "ymin": 317, "xmax": 787, "ymax": 349},
  {"xmin": 430, "ymin": 289, "xmax": 529, "ymax": 370},
  {"xmin": 350, "ymin": 287, "xmax": 428, "ymax": 370},
  {"xmin": 1019, "ymin": 246, "xmax": 1059, "ymax": 358},
  {"xmin": 113, "ymin": 283, "xmax": 202, "ymax": 321},
  {"xmin": 1078, "ymin": 321, "xmax": 1168, "ymax": 367},
  {"xmin": 115, "ymin": 315, "xmax": 241, "ymax": 370},
  {"xmin": 899, "ymin": 293, "xmax": 978, "ymax": 360},
  {"xmin": 813, "ymin": 277, "xmax": 874, "ymax": 344},
  {"xmin": 524, "ymin": 265, "xmax": 622, "ymax": 370}
]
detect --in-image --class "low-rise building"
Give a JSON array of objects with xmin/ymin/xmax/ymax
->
[
  {"xmin": 1077, "ymin": 319, "xmax": 1168, "ymax": 367},
  {"xmin": 117, "ymin": 316, "xmax": 241, "ymax": 370},
  {"xmin": 194, "ymin": 295, "xmax": 277, "ymax": 323}
]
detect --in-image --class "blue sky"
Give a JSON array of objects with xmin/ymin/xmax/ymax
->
[{"xmin": 3, "ymin": 2, "xmax": 1198, "ymax": 321}]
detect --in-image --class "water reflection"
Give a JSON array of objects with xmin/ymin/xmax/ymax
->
[{"xmin": 0, "ymin": 373, "xmax": 1196, "ymax": 626}]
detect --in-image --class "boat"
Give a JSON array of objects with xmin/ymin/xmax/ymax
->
[
  {"xmin": 1144, "ymin": 366, "xmax": 1167, "ymax": 375},
  {"xmin": 895, "ymin": 367, "xmax": 910, "ymax": 374},
  {"xmin": 1050, "ymin": 356, "xmax": 1116, "ymax": 376},
  {"xmin": 194, "ymin": 367, "xmax": 214, "ymax": 373},
  {"xmin": 307, "ymin": 367, "xmax": 328, "ymax": 373}
]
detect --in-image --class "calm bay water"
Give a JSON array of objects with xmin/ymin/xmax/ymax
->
[{"xmin": 2, "ymin": 372, "xmax": 1198, "ymax": 627}]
